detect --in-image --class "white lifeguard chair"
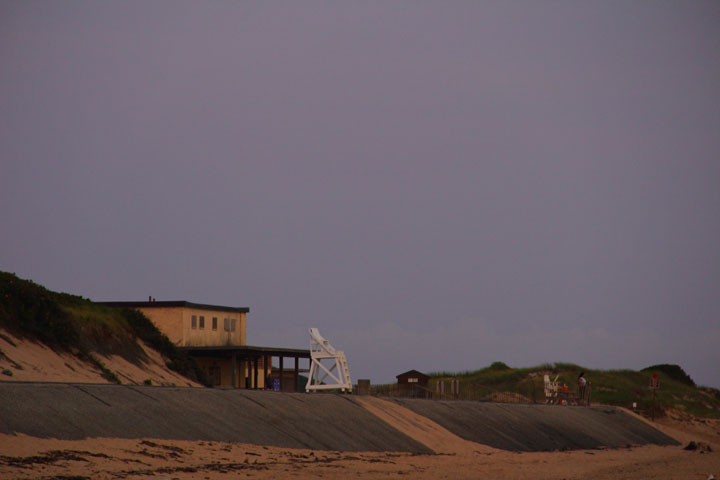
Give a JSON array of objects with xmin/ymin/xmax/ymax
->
[{"xmin": 305, "ymin": 328, "xmax": 352, "ymax": 393}]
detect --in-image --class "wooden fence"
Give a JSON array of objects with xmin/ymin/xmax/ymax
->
[{"xmin": 367, "ymin": 379, "xmax": 591, "ymax": 405}]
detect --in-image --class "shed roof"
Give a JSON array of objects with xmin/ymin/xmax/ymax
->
[
  {"xmin": 99, "ymin": 301, "xmax": 249, "ymax": 313},
  {"xmin": 396, "ymin": 369, "xmax": 430, "ymax": 380}
]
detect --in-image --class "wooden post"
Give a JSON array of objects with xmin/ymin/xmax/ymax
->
[
  {"xmin": 265, "ymin": 355, "xmax": 270, "ymax": 389},
  {"xmin": 279, "ymin": 356, "xmax": 284, "ymax": 392},
  {"xmin": 253, "ymin": 357, "xmax": 259, "ymax": 389},
  {"xmin": 652, "ymin": 388, "xmax": 656, "ymax": 421},
  {"xmin": 532, "ymin": 381, "xmax": 536, "ymax": 404},
  {"xmin": 649, "ymin": 374, "xmax": 659, "ymax": 420},
  {"xmin": 294, "ymin": 356, "xmax": 299, "ymax": 392},
  {"xmin": 239, "ymin": 359, "xmax": 246, "ymax": 389},
  {"xmin": 232, "ymin": 352, "xmax": 237, "ymax": 388}
]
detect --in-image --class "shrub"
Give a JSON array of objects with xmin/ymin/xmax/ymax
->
[
  {"xmin": 489, "ymin": 361, "xmax": 510, "ymax": 370},
  {"xmin": 642, "ymin": 364, "xmax": 695, "ymax": 387},
  {"xmin": 0, "ymin": 272, "xmax": 80, "ymax": 348},
  {"xmin": 101, "ymin": 369, "xmax": 120, "ymax": 384},
  {"xmin": 121, "ymin": 308, "xmax": 209, "ymax": 386}
]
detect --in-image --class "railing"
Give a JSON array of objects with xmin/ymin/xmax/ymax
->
[
  {"xmin": 368, "ymin": 379, "xmax": 592, "ymax": 406},
  {"xmin": 368, "ymin": 383, "xmax": 455, "ymax": 400}
]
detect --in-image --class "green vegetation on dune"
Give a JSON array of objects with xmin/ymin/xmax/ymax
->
[
  {"xmin": 430, "ymin": 362, "xmax": 720, "ymax": 418},
  {"xmin": 642, "ymin": 363, "xmax": 695, "ymax": 386},
  {"xmin": 0, "ymin": 271, "xmax": 208, "ymax": 386},
  {"xmin": 119, "ymin": 308, "xmax": 206, "ymax": 382},
  {"xmin": 0, "ymin": 272, "xmax": 81, "ymax": 348}
]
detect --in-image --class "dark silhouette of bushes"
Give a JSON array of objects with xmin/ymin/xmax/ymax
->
[
  {"xmin": 0, "ymin": 272, "xmax": 80, "ymax": 347},
  {"xmin": 642, "ymin": 364, "xmax": 695, "ymax": 387},
  {"xmin": 0, "ymin": 271, "xmax": 208, "ymax": 386}
]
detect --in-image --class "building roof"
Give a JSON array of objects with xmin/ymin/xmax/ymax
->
[
  {"xmin": 98, "ymin": 301, "xmax": 249, "ymax": 313},
  {"xmin": 180, "ymin": 345, "xmax": 310, "ymax": 358},
  {"xmin": 396, "ymin": 369, "xmax": 430, "ymax": 380}
]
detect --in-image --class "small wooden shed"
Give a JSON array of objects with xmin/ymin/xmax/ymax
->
[
  {"xmin": 396, "ymin": 369, "xmax": 430, "ymax": 386},
  {"xmin": 396, "ymin": 370, "xmax": 430, "ymax": 398}
]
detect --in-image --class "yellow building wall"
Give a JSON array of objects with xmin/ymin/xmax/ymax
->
[
  {"xmin": 136, "ymin": 306, "xmax": 185, "ymax": 345},
  {"xmin": 182, "ymin": 308, "xmax": 246, "ymax": 347},
  {"xmin": 135, "ymin": 306, "xmax": 246, "ymax": 347}
]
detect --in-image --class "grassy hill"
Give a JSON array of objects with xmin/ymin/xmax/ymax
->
[
  {"xmin": 0, "ymin": 271, "xmax": 207, "ymax": 385},
  {"xmin": 429, "ymin": 361, "xmax": 720, "ymax": 418}
]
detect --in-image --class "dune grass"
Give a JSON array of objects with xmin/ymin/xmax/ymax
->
[
  {"xmin": 0, "ymin": 271, "xmax": 208, "ymax": 386},
  {"xmin": 429, "ymin": 361, "xmax": 720, "ymax": 418}
]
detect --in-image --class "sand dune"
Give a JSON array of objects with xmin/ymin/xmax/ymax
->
[{"xmin": 0, "ymin": 328, "xmax": 199, "ymax": 386}]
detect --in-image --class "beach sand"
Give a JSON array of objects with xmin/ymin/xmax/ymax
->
[{"xmin": 1, "ymin": 401, "xmax": 717, "ymax": 479}]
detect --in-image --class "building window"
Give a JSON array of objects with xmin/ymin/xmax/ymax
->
[
  {"xmin": 223, "ymin": 317, "xmax": 237, "ymax": 332},
  {"xmin": 212, "ymin": 317, "xmax": 217, "ymax": 330},
  {"xmin": 408, "ymin": 378, "xmax": 418, "ymax": 383},
  {"xmin": 191, "ymin": 315, "xmax": 197, "ymax": 329},
  {"xmin": 199, "ymin": 316, "xmax": 205, "ymax": 329}
]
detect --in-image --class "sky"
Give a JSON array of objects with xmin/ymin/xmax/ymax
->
[{"xmin": 1, "ymin": 1, "xmax": 719, "ymax": 387}]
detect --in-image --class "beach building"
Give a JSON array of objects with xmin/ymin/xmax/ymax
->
[
  {"xmin": 396, "ymin": 369, "xmax": 431, "ymax": 398},
  {"xmin": 100, "ymin": 300, "xmax": 309, "ymax": 390}
]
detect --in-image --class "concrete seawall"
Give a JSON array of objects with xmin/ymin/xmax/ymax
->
[
  {"xmin": 0, "ymin": 382, "xmax": 679, "ymax": 452},
  {"xmin": 0, "ymin": 382, "xmax": 432, "ymax": 453},
  {"xmin": 387, "ymin": 398, "xmax": 679, "ymax": 451}
]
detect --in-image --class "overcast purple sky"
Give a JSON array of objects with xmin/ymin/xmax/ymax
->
[{"xmin": 2, "ymin": 1, "xmax": 719, "ymax": 387}]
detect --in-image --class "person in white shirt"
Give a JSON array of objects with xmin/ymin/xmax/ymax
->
[{"xmin": 578, "ymin": 372, "xmax": 587, "ymax": 401}]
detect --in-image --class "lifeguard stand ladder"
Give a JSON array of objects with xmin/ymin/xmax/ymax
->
[{"xmin": 305, "ymin": 328, "xmax": 352, "ymax": 393}]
